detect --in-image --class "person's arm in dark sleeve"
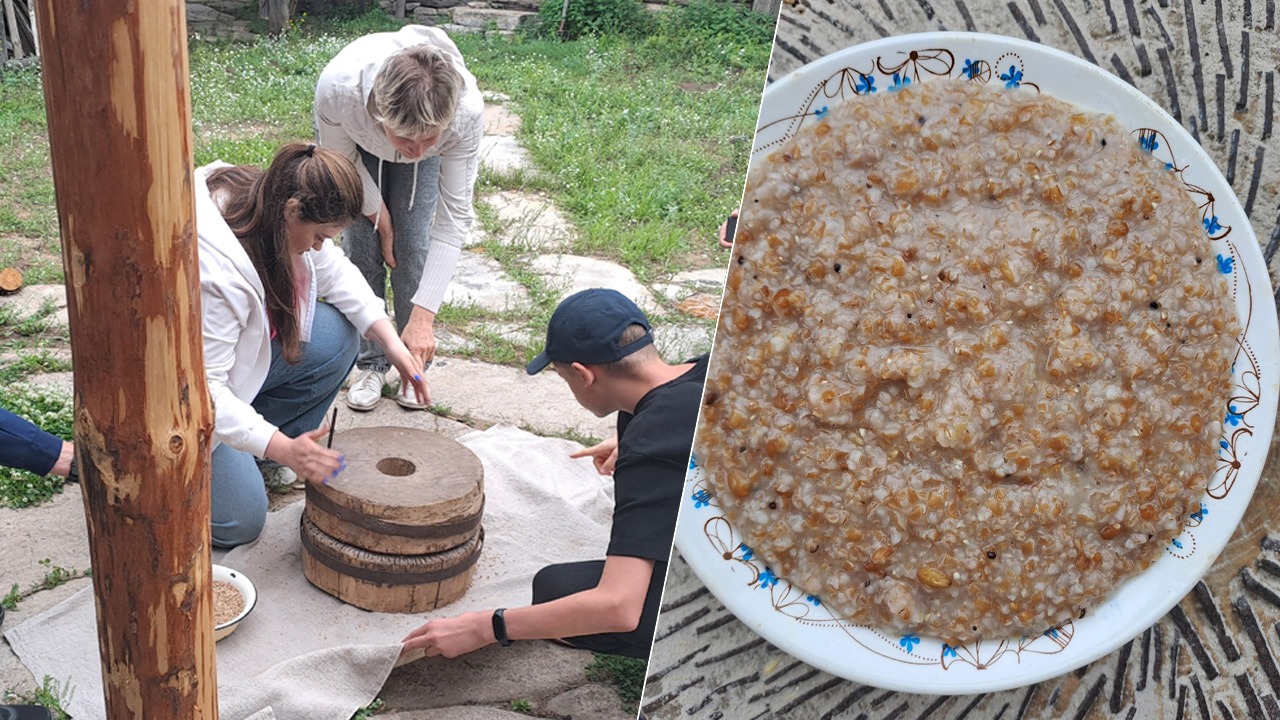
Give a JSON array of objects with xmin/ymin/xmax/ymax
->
[{"xmin": 0, "ymin": 406, "xmax": 67, "ymax": 476}]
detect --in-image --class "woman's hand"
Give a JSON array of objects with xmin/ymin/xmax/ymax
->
[
  {"xmin": 569, "ymin": 435, "xmax": 619, "ymax": 475},
  {"xmin": 402, "ymin": 306, "xmax": 438, "ymax": 366},
  {"xmin": 370, "ymin": 201, "xmax": 396, "ymax": 268},
  {"xmin": 368, "ymin": 318, "xmax": 430, "ymax": 405},
  {"xmin": 265, "ymin": 426, "xmax": 344, "ymax": 483}
]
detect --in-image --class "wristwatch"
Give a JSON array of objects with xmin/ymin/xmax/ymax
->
[{"xmin": 491, "ymin": 608, "xmax": 513, "ymax": 647}]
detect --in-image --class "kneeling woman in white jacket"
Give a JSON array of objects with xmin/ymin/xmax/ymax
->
[{"xmin": 198, "ymin": 143, "xmax": 428, "ymax": 548}]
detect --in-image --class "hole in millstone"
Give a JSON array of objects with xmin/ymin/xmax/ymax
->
[{"xmin": 376, "ymin": 457, "xmax": 416, "ymax": 477}]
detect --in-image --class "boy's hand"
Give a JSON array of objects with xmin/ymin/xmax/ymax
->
[{"xmin": 570, "ymin": 436, "xmax": 619, "ymax": 475}]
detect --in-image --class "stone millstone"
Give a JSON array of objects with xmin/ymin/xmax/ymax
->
[
  {"xmin": 304, "ymin": 427, "xmax": 484, "ymax": 555},
  {"xmin": 301, "ymin": 513, "xmax": 483, "ymax": 613}
]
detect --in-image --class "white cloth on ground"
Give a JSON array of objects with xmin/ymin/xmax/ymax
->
[{"xmin": 4, "ymin": 425, "xmax": 615, "ymax": 720}]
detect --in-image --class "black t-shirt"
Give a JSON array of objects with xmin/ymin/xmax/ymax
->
[{"xmin": 608, "ymin": 354, "xmax": 709, "ymax": 563}]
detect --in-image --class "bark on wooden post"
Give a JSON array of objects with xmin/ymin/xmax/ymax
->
[
  {"xmin": 751, "ymin": 0, "xmax": 781, "ymax": 18},
  {"xmin": 31, "ymin": 0, "xmax": 218, "ymax": 718},
  {"xmin": 263, "ymin": 0, "xmax": 289, "ymax": 37},
  {"xmin": 2, "ymin": 0, "xmax": 23, "ymax": 60}
]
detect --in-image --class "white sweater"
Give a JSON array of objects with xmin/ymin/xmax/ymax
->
[
  {"xmin": 196, "ymin": 164, "xmax": 387, "ymax": 458},
  {"xmin": 314, "ymin": 25, "xmax": 484, "ymax": 313}
]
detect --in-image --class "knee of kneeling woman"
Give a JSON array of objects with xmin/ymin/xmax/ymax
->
[{"xmin": 211, "ymin": 500, "xmax": 269, "ymax": 549}]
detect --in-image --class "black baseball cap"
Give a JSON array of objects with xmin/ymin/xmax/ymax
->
[{"xmin": 525, "ymin": 289, "xmax": 653, "ymax": 375}]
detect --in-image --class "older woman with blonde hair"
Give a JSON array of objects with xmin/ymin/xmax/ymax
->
[
  {"xmin": 315, "ymin": 25, "xmax": 484, "ymax": 411},
  {"xmin": 199, "ymin": 142, "xmax": 427, "ymax": 548}
]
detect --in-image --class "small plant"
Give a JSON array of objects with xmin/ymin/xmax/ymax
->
[
  {"xmin": 585, "ymin": 653, "xmax": 647, "ymax": 713},
  {"xmin": 2, "ymin": 676, "xmax": 74, "ymax": 720},
  {"xmin": 536, "ymin": 0, "xmax": 653, "ymax": 40},
  {"xmin": 510, "ymin": 699, "xmax": 533, "ymax": 713},
  {"xmin": 2, "ymin": 583, "xmax": 19, "ymax": 611},
  {"xmin": 350, "ymin": 696, "xmax": 384, "ymax": 719}
]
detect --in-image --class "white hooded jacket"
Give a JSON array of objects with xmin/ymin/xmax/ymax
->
[
  {"xmin": 196, "ymin": 163, "xmax": 387, "ymax": 458},
  {"xmin": 314, "ymin": 25, "xmax": 484, "ymax": 314}
]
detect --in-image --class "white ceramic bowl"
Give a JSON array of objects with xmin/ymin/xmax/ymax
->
[
  {"xmin": 213, "ymin": 563, "xmax": 257, "ymax": 642},
  {"xmin": 678, "ymin": 31, "xmax": 1280, "ymax": 694}
]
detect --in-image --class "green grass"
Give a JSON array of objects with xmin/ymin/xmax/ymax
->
[
  {"xmin": 585, "ymin": 652, "xmax": 647, "ymax": 714},
  {"xmin": 0, "ymin": 381, "xmax": 73, "ymax": 508},
  {"xmin": 350, "ymin": 697, "xmax": 384, "ymax": 719},
  {"xmin": 2, "ymin": 676, "xmax": 74, "ymax": 720},
  {"xmin": 0, "ymin": 8, "xmax": 767, "ymax": 283}
]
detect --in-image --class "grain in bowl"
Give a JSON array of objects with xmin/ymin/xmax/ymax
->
[{"xmin": 699, "ymin": 78, "xmax": 1239, "ymax": 644}]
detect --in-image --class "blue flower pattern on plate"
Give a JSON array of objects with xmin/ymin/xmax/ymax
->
[
  {"xmin": 1225, "ymin": 405, "xmax": 1243, "ymax": 427},
  {"xmin": 942, "ymin": 643, "xmax": 958, "ymax": 658},
  {"xmin": 1171, "ymin": 538, "xmax": 1183, "ymax": 549},
  {"xmin": 1205, "ymin": 216, "xmax": 1223, "ymax": 234},
  {"xmin": 890, "ymin": 73, "xmax": 911, "ymax": 91},
  {"xmin": 1139, "ymin": 134, "xmax": 1159, "ymax": 153},
  {"xmin": 806, "ymin": 595, "xmax": 820, "ymax": 606},
  {"xmin": 899, "ymin": 634, "xmax": 920, "ymax": 652},
  {"xmin": 815, "ymin": 106, "xmax": 829, "ymax": 118},
  {"xmin": 692, "ymin": 489, "xmax": 711, "ymax": 508},
  {"xmin": 759, "ymin": 568, "xmax": 778, "ymax": 589},
  {"xmin": 999, "ymin": 65, "xmax": 1022, "ymax": 88},
  {"xmin": 1044, "ymin": 627, "xmax": 1059, "ymax": 639},
  {"xmin": 856, "ymin": 74, "xmax": 876, "ymax": 93},
  {"xmin": 1190, "ymin": 503, "xmax": 1209, "ymax": 523},
  {"xmin": 1216, "ymin": 253, "xmax": 1233, "ymax": 274},
  {"xmin": 961, "ymin": 59, "xmax": 980, "ymax": 80},
  {"xmin": 739, "ymin": 543, "xmax": 754, "ymax": 562}
]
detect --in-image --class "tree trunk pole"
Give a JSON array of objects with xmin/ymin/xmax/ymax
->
[
  {"xmin": 265, "ymin": 0, "xmax": 289, "ymax": 37},
  {"xmin": 2, "ymin": 0, "xmax": 22, "ymax": 60},
  {"xmin": 31, "ymin": 0, "xmax": 218, "ymax": 718},
  {"xmin": 750, "ymin": 0, "xmax": 780, "ymax": 18}
]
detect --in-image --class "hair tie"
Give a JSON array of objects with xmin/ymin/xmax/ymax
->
[{"xmin": 305, "ymin": 144, "xmax": 316, "ymax": 157}]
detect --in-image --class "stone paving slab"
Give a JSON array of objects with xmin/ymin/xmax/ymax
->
[
  {"xmin": 528, "ymin": 255, "xmax": 664, "ymax": 319},
  {"xmin": 478, "ymin": 191, "xmax": 573, "ymax": 251},
  {"xmin": 652, "ymin": 323, "xmax": 714, "ymax": 363},
  {"xmin": 478, "ymin": 136, "xmax": 531, "ymax": 175},
  {"xmin": 389, "ymin": 356, "xmax": 614, "ymax": 441},
  {"xmin": 544, "ymin": 683, "xmax": 634, "ymax": 719},
  {"xmin": 379, "ymin": 640, "xmax": 591, "ymax": 710},
  {"xmin": 377, "ymin": 709, "xmax": 536, "ymax": 720},
  {"xmin": 0, "ymin": 285, "xmax": 69, "ymax": 329},
  {"xmin": 442, "ymin": 251, "xmax": 530, "ymax": 313},
  {"xmin": 482, "ymin": 104, "xmax": 522, "ymax": 137}
]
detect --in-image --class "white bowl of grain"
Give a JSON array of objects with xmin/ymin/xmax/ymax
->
[
  {"xmin": 213, "ymin": 564, "xmax": 257, "ymax": 642},
  {"xmin": 681, "ymin": 32, "xmax": 1280, "ymax": 693}
]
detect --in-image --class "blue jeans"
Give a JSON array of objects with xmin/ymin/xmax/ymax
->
[
  {"xmin": 210, "ymin": 301, "xmax": 359, "ymax": 548},
  {"xmin": 343, "ymin": 148, "xmax": 442, "ymax": 372}
]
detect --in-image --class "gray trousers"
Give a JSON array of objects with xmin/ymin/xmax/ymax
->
[{"xmin": 343, "ymin": 147, "xmax": 442, "ymax": 372}]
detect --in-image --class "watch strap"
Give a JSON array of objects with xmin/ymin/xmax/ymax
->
[{"xmin": 492, "ymin": 608, "xmax": 512, "ymax": 647}]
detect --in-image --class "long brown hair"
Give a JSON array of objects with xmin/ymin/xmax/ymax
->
[{"xmin": 207, "ymin": 143, "xmax": 363, "ymax": 364}]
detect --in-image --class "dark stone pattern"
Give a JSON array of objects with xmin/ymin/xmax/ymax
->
[{"xmin": 642, "ymin": 543, "xmax": 1280, "ymax": 718}]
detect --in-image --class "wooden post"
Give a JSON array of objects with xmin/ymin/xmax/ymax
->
[
  {"xmin": 394, "ymin": 0, "xmax": 405, "ymax": 19},
  {"xmin": 31, "ymin": 0, "xmax": 218, "ymax": 718},
  {"xmin": 264, "ymin": 0, "xmax": 289, "ymax": 37},
  {"xmin": 751, "ymin": 0, "xmax": 780, "ymax": 18},
  {"xmin": 2, "ymin": 0, "xmax": 22, "ymax": 60}
]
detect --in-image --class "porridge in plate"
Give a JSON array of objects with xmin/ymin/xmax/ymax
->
[{"xmin": 699, "ymin": 79, "xmax": 1238, "ymax": 643}]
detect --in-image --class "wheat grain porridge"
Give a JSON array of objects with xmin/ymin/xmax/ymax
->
[{"xmin": 699, "ymin": 79, "xmax": 1238, "ymax": 643}]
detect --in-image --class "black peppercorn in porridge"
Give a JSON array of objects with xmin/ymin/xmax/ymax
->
[{"xmin": 699, "ymin": 79, "xmax": 1239, "ymax": 643}]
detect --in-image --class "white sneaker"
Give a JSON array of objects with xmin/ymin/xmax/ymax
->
[
  {"xmin": 346, "ymin": 368, "xmax": 386, "ymax": 411},
  {"xmin": 395, "ymin": 381, "xmax": 430, "ymax": 410}
]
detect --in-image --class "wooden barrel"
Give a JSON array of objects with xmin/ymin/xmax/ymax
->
[
  {"xmin": 301, "ymin": 513, "xmax": 483, "ymax": 613},
  {"xmin": 304, "ymin": 427, "xmax": 484, "ymax": 555}
]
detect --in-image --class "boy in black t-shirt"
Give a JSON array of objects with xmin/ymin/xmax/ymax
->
[{"xmin": 403, "ymin": 288, "xmax": 707, "ymax": 660}]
